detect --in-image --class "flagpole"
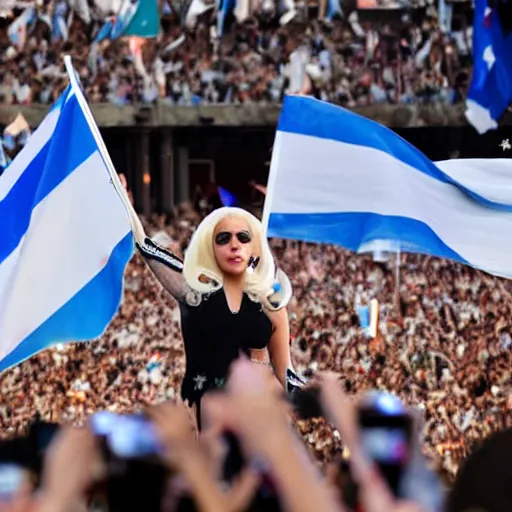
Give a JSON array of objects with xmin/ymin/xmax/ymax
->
[
  {"xmin": 394, "ymin": 245, "xmax": 401, "ymax": 321},
  {"xmin": 63, "ymin": 55, "xmax": 145, "ymax": 241}
]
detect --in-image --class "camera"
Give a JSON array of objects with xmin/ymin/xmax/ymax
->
[
  {"xmin": 90, "ymin": 411, "xmax": 162, "ymax": 459},
  {"xmin": 357, "ymin": 392, "xmax": 413, "ymax": 496},
  {"xmin": 289, "ymin": 388, "xmax": 413, "ymax": 499}
]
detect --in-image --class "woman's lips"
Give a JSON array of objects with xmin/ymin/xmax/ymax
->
[{"xmin": 228, "ymin": 257, "xmax": 243, "ymax": 264}]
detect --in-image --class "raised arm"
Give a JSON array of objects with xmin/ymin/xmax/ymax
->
[
  {"xmin": 114, "ymin": 174, "xmax": 199, "ymax": 305},
  {"xmin": 137, "ymin": 237, "xmax": 201, "ymax": 306}
]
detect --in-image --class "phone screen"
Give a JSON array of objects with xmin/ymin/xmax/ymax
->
[
  {"xmin": 360, "ymin": 427, "xmax": 409, "ymax": 465},
  {"xmin": 91, "ymin": 412, "xmax": 161, "ymax": 459},
  {"xmin": 0, "ymin": 464, "xmax": 25, "ymax": 501},
  {"xmin": 358, "ymin": 401, "xmax": 412, "ymax": 497}
]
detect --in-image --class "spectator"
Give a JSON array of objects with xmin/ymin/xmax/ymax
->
[
  {"xmin": 0, "ymin": 0, "xmax": 473, "ymax": 107},
  {"xmin": 0, "ymin": 201, "xmax": 510, "ymax": 480}
]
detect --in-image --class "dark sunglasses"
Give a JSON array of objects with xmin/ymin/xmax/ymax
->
[{"xmin": 214, "ymin": 231, "xmax": 252, "ymax": 246}]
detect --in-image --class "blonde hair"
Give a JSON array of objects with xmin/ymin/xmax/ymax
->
[{"xmin": 183, "ymin": 207, "xmax": 276, "ymax": 303}]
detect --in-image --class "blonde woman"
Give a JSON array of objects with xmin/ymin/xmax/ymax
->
[{"xmin": 135, "ymin": 207, "xmax": 304, "ymax": 426}]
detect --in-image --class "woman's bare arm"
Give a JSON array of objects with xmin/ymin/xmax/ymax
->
[
  {"xmin": 137, "ymin": 237, "xmax": 200, "ymax": 305},
  {"xmin": 117, "ymin": 175, "xmax": 199, "ymax": 305},
  {"xmin": 267, "ymin": 307, "xmax": 292, "ymax": 387}
]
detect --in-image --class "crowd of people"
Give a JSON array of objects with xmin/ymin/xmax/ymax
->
[
  {"xmin": 0, "ymin": 200, "xmax": 510, "ymax": 487},
  {"xmin": 0, "ymin": 0, "xmax": 473, "ymax": 107},
  {"xmin": 1, "ymin": 3, "xmax": 511, "ymax": 509}
]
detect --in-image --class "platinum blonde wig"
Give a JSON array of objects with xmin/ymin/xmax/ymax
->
[{"xmin": 182, "ymin": 207, "xmax": 292, "ymax": 310}]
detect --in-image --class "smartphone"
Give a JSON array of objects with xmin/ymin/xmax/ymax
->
[
  {"xmin": 0, "ymin": 464, "xmax": 26, "ymax": 501},
  {"xmin": 29, "ymin": 422, "xmax": 60, "ymax": 455},
  {"xmin": 358, "ymin": 393, "xmax": 413, "ymax": 497},
  {"xmin": 90, "ymin": 412, "xmax": 162, "ymax": 459}
]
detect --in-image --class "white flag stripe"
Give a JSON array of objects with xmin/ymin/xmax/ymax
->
[
  {"xmin": 435, "ymin": 158, "xmax": 512, "ymax": 205},
  {"xmin": 0, "ymin": 151, "xmax": 129, "ymax": 360},
  {"xmin": 269, "ymin": 130, "xmax": 512, "ymax": 277}
]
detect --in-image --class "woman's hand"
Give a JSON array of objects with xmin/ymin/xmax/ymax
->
[
  {"xmin": 118, "ymin": 174, "xmax": 133, "ymax": 206},
  {"xmin": 40, "ymin": 427, "xmax": 100, "ymax": 512},
  {"xmin": 203, "ymin": 359, "xmax": 290, "ymax": 457},
  {"xmin": 148, "ymin": 401, "xmax": 229, "ymax": 512},
  {"xmin": 205, "ymin": 360, "xmax": 341, "ymax": 512},
  {"xmin": 148, "ymin": 400, "xmax": 198, "ymax": 468},
  {"xmin": 319, "ymin": 374, "xmax": 427, "ymax": 512}
]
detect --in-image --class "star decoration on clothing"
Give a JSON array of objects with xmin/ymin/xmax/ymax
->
[
  {"xmin": 214, "ymin": 378, "xmax": 225, "ymax": 388},
  {"xmin": 499, "ymin": 139, "xmax": 511, "ymax": 151},
  {"xmin": 193, "ymin": 374, "xmax": 207, "ymax": 391}
]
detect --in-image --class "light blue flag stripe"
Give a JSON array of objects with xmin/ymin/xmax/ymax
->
[
  {"xmin": 94, "ymin": 19, "xmax": 114, "ymax": 42},
  {"xmin": 264, "ymin": 96, "xmax": 512, "ymax": 278},
  {"xmin": 0, "ymin": 90, "xmax": 97, "ymax": 263}
]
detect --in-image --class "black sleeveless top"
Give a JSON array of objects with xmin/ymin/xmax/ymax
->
[{"xmin": 179, "ymin": 288, "xmax": 273, "ymax": 405}]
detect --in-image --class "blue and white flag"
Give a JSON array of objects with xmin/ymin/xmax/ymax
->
[
  {"xmin": 95, "ymin": 0, "xmax": 159, "ymax": 42},
  {"xmin": 465, "ymin": 0, "xmax": 512, "ymax": 134},
  {"xmin": 7, "ymin": 7, "xmax": 35, "ymax": 47},
  {"xmin": 263, "ymin": 96, "xmax": 512, "ymax": 279},
  {"xmin": 52, "ymin": 2, "xmax": 69, "ymax": 42},
  {"xmin": 0, "ymin": 60, "xmax": 134, "ymax": 373}
]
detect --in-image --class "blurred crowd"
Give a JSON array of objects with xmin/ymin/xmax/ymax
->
[
  {"xmin": 0, "ymin": 0, "xmax": 473, "ymax": 107},
  {"xmin": 0, "ymin": 201, "xmax": 510, "ymax": 485}
]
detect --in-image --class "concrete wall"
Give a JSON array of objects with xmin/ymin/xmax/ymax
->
[{"xmin": 1, "ymin": 101, "xmax": 493, "ymax": 129}]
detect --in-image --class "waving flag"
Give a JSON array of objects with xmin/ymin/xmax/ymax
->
[
  {"xmin": 263, "ymin": 96, "xmax": 512, "ymax": 278},
  {"xmin": 465, "ymin": 0, "xmax": 512, "ymax": 134},
  {"xmin": 122, "ymin": 0, "xmax": 159, "ymax": 37},
  {"xmin": 95, "ymin": 0, "xmax": 159, "ymax": 41},
  {"xmin": 0, "ymin": 58, "xmax": 133, "ymax": 373},
  {"xmin": 356, "ymin": 298, "xmax": 379, "ymax": 338},
  {"xmin": 218, "ymin": 186, "xmax": 238, "ymax": 207},
  {"xmin": 7, "ymin": 7, "xmax": 35, "ymax": 48}
]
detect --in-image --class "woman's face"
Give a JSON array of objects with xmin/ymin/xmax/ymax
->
[{"xmin": 213, "ymin": 216, "xmax": 254, "ymax": 277}]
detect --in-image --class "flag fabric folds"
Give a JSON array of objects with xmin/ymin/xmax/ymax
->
[
  {"xmin": 262, "ymin": 95, "xmax": 512, "ymax": 279},
  {"xmin": 7, "ymin": 7, "xmax": 35, "ymax": 48},
  {"xmin": 122, "ymin": 0, "xmax": 159, "ymax": 37},
  {"xmin": 0, "ymin": 62, "xmax": 134, "ymax": 373},
  {"xmin": 95, "ymin": 0, "xmax": 159, "ymax": 42},
  {"xmin": 465, "ymin": 0, "xmax": 512, "ymax": 134}
]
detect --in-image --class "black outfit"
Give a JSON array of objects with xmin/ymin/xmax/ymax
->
[
  {"xmin": 179, "ymin": 288, "xmax": 273, "ymax": 426},
  {"xmin": 137, "ymin": 236, "xmax": 305, "ymax": 428}
]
